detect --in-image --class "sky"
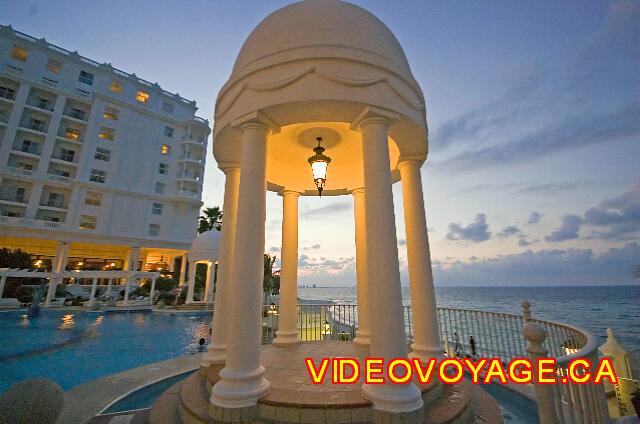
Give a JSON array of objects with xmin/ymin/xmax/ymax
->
[{"xmin": 2, "ymin": 0, "xmax": 639, "ymax": 286}]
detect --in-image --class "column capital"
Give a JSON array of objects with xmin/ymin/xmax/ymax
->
[
  {"xmin": 231, "ymin": 110, "xmax": 280, "ymax": 135},
  {"xmin": 351, "ymin": 187, "xmax": 365, "ymax": 196},
  {"xmin": 350, "ymin": 106, "xmax": 400, "ymax": 131},
  {"xmin": 219, "ymin": 163, "xmax": 241, "ymax": 174},
  {"xmin": 397, "ymin": 156, "xmax": 426, "ymax": 169},
  {"xmin": 277, "ymin": 189, "xmax": 301, "ymax": 197}
]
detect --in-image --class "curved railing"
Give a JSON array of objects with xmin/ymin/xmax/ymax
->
[{"xmin": 259, "ymin": 302, "xmax": 610, "ymax": 423}]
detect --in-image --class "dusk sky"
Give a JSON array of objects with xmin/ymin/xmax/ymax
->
[{"xmin": 3, "ymin": 0, "xmax": 639, "ymax": 286}]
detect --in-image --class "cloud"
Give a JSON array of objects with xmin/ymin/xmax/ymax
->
[
  {"xmin": 268, "ymin": 246, "xmax": 280, "ymax": 253},
  {"xmin": 527, "ymin": 212, "xmax": 543, "ymax": 225},
  {"xmin": 433, "ymin": 242, "xmax": 640, "ymax": 286},
  {"xmin": 498, "ymin": 225, "xmax": 520, "ymax": 238},
  {"xmin": 545, "ymin": 184, "xmax": 640, "ymax": 242},
  {"xmin": 303, "ymin": 202, "xmax": 351, "ymax": 218},
  {"xmin": 433, "ymin": 102, "xmax": 640, "ymax": 172},
  {"xmin": 446, "ymin": 214, "xmax": 491, "ymax": 243},
  {"xmin": 545, "ymin": 215, "xmax": 583, "ymax": 242},
  {"xmin": 430, "ymin": 1, "xmax": 640, "ymax": 172},
  {"xmin": 301, "ymin": 244, "xmax": 321, "ymax": 251},
  {"xmin": 398, "ymin": 238, "xmax": 406, "ymax": 246},
  {"xmin": 297, "ymin": 255, "xmax": 355, "ymax": 281}
]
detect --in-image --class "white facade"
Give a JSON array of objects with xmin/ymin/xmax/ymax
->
[{"xmin": 0, "ymin": 25, "xmax": 210, "ymax": 255}]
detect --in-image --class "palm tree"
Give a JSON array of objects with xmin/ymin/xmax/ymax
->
[
  {"xmin": 263, "ymin": 254, "xmax": 277, "ymax": 295},
  {"xmin": 198, "ymin": 206, "xmax": 223, "ymax": 233}
]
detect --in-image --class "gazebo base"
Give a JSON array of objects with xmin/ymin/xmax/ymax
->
[{"xmin": 149, "ymin": 341, "xmax": 502, "ymax": 424}]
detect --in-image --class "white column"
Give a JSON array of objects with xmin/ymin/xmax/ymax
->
[
  {"xmin": 106, "ymin": 279, "xmax": 113, "ymax": 298},
  {"xmin": 0, "ymin": 276, "xmax": 6, "ymax": 299},
  {"xmin": 273, "ymin": 190, "xmax": 301, "ymax": 346},
  {"xmin": 354, "ymin": 111, "xmax": 423, "ymax": 414},
  {"xmin": 203, "ymin": 262, "xmax": 214, "ymax": 304},
  {"xmin": 186, "ymin": 261, "xmax": 197, "ymax": 304},
  {"xmin": 179, "ymin": 253, "xmax": 188, "ymax": 288},
  {"xmin": 45, "ymin": 241, "xmax": 70, "ymax": 306},
  {"xmin": 88, "ymin": 278, "xmax": 98, "ymax": 306},
  {"xmin": 150, "ymin": 278, "xmax": 157, "ymax": 304},
  {"xmin": 202, "ymin": 166, "xmax": 241, "ymax": 366},
  {"xmin": 399, "ymin": 159, "xmax": 441, "ymax": 360},
  {"xmin": 211, "ymin": 122, "xmax": 270, "ymax": 408},
  {"xmin": 123, "ymin": 278, "xmax": 133, "ymax": 306},
  {"xmin": 524, "ymin": 323, "xmax": 559, "ymax": 424},
  {"xmin": 352, "ymin": 188, "xmax": 370, "ymax": 346}
]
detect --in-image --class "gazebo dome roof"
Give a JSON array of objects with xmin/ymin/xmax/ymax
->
[
  {"xmin": 230, "ymin": 0, "xmax": 414, "ymax": 84},
  {"xmin": 190, "ymin": 230, "xmax": 221, "ymax": 262}
]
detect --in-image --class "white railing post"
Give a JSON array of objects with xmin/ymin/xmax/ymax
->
[
  {"xmin": 524, "ymin": 322, "xmax": 559, "ymax": 424},
  {"xmin": 521, "ymin": 300, "xmax": 532, "ymax": 323}
]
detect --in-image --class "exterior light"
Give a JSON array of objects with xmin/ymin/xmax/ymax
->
[
  {"xmin": 322, "ymin": 320, "xmax": 332, "ymax": 335},
  {"xmin": 307, "ymin": 137, "xmax": 331, "ymax": 197}
]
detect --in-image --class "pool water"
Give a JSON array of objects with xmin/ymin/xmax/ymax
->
[
  {"xmin": 480, "ymin": 384, "xmax": 539, "ymax": 424},
  {"xmin": 0, "ymin": 310, "xmax": 211, "ymax": 394}
]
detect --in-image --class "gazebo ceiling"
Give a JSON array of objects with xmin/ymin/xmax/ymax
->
[{"xmin": 266, "ymin": 122, "xmax": 400, "ymax": 195}]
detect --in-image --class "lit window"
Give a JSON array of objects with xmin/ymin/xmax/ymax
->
[
  {"xmin": 94, "ymin": 147, "xmax": 111, "ymax": 162},
  {"xmin": 89, "ymin": 169, "xmax": 106, "ymax": 183},
  {"xmin": 99, "ymin": 127, "xmax": 115, "ymax": 140},
  {"xmin": 65, "ymin": 128, "xmax": 80, "ymax": 140},
  {"xmin": 152, "ymin": 203, "xmax": 163, "ymax": 215},
  {"xmin": 164, "ymin": 126, "xmax": 174, "ymax": 137},
  {"xmin": 162, "ymin": 102, "xmax": 174, "ymax": 113},
  {"xmin": 154, "ymin": 182, "xmax": 166, "ymax": 194},
  {"xmin": 103, "ymin": 106, "xmax": 119, "ymax": 120},
  {"xmin": 78, "ymin": 71, "xmax": 94, "ymax": 86},
  {"xmin": 158, "ymin": 163, "xmax": 169, "ymax": 175},
  {"xmin": 47, "ymin": 58, "xmax": 62, "ymax": 74},
  {"xmin": 79, "ymin": 215, "xmax": 97, "ymax": 230},
  {"xmin": 161, "ymin": 144, "xmax": 170, "ymax": 155},
  {"xmin": 148, "ymin": 223, "xmax": 160, "ymax": 236},
  {"xmin": 136, "ymin": 91, "xmax": 149, "ymax": 103},
  {"xmin": 11, "ymin": 46, "xmax": 28, "ymax": 62},
  {"xmin": 84, "ymin": 191, "xmax": 102, "ymax": 206},
  {"xmin": 109, "ymin": 81, "xmax": 123, "ymax": 93}
]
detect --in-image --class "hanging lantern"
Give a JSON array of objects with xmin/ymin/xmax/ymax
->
[
  {"xmin": 307, "ymin": 137, "xmax": 332, "ymax": 196},
  {"xmin": 155, "ymin": 256, "xmax": 169, "ymax": 272}
]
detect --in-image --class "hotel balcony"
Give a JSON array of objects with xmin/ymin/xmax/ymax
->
[
  {"xmin": 0, "ymin": 179, "xmax": 31, "ymax": 205},
  {"xmin": 19, "ymin": 110, "xmax": 50, "ymax": 134},
  {"xmin": 12, "ymin": 135, "xmax": 43, "ymax": 157},
  {"xmin": 57, "ymin": 119, "xmax": 86, "ymax": 143},
  {"xmin": 179, "ymin": 136, "xmax": 206, "ymax": 147},
  {"xmin": 176, "ymin": 171, "xmax": 203, "ymax": 183},
  {"xmin": 0, "ymin": 215, "xmax": 65, "ymax": 229},
  {"xmin": 178, "ymin": 153, "xmax": 205, "ymax": 164},
  {"xmin": 63, "ymin": 98, "xmax": 91, "ymax": 122},
  {"xmin": 39, "ymin": 186, "xmax": 70, "ymax": 211},
  {"xmin": 47, "ymin": 163, "xmax": 76, "ymax": 185},
  {"xmin": 25, "ymin": 87, "xmax": 57, "ymax": 113},
  {"xmin": 34, "ymin": 209, "xmax": 67, "ymax": 226},
  {"xmin": 0, "ymin": 77, "xmax": 19, "ymax": 102},
  {"xmin": 6, "ymin": 153, "xmax": 38, "ymax": 176}
]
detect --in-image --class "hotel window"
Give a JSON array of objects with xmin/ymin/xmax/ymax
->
[
  {"xmin": 79, "ymin": 215, "xmax": 97, "ymax": 230},
  {"xmin": 59, "ymin": 148, "xmax": 75, "ymax": 162},
  {"xmin": 148, "ymin": 224, "xmax": 160, "ymax": 236},
  {"xmin": 78, "ymin": 71, "xmax": 94, "ymax": 86},
  {"xmin": 103, "ymin": 106, "xmax": 119, "ymax": 120},
  {"xmin": 46, "ymin": 58, "xmax": 62, "ymax": 74},
  {"xmin": 164, "ymin": 126, "xmax": 174, "ymax": 138},
  {"xmin": 84, "ymin": 191, "xmax": 102, "ymax": 206},
  {"xmin": 11, "ymin": 46, "xmax": 28, "ymax": 62},
  {"xmin": 99, "ymin": 127, "xmax": 115, "ymax": 140},
  {"xmin": 158, "ymin": 163, "xmax": 169, "ymax": 175},
  {"xmin": 94, "ymin": 147, "xmax": 111, "ymax": 162},
  {"xmin": 162, "ymin": 102, "xmax": 174, "ymax": 113},
  {"xmin": 29, "ymin": 118, "xmax": 46, "ymax": 132},
  {"xmin": 136, "ymin": 91, "xmax": 149, "ymax": 103},
  {"xmin": 89, "ymin": 169, "xmax": 106, "ymax": 183},
  {"xmin": 109, "ymin": 81, "xmax": 123, "ymax": 93},
  {"xmin": 161, "ymin": 144, "xmax": 170, "ymax": 155},
  {"xmin": 152, "ymin": 202, "xmax": 163, "ymax": 215},
  {"xmin": 70, "ymin": 108, "xmax": 86, "ymax": 120},
  {"xmin": 0, "ymin": 86, "xmax": 16, "ymax": 100},
  {"xmin": 154, "ymin": 182, "xmax": 166, "ymax": 194},
  {"xmin": 21, "ymin": 139, "xmax": 38, "ymax": 154},
  {"xmin": 65, "ymin": 127, "xmax": 80, "ymax": 140}
]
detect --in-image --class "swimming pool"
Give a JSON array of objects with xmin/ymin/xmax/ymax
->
[{"xmin": 0, "ymin": 310, "xmax": 211, "ymax": 394}]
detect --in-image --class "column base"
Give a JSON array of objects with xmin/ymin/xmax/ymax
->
[
  {"xmin": 201, "ymin": 345, "xmax": 227, "ymax": 366},
  {"xmin": 210, "ymin": 366, "xmax": 270, "ymax": 408},
  {"xmin": 209, "ymin": 404, "xmax": 259, "ymax": 423},
  {"xmin": 273, "ymin": 330, "xmax": 301, "ymax": 346},
  {"xmin": 372, "ymin": 406, "xmax": 424, "ymax": 424},
  {"xmin": 409, "ymin": 343, "xmax": 443, "ymax": 361},
  {"xmin": 361, "ymin": 382, "xmax": 423, "ymax": 414},
  {"xmin": 353, "ymin": 331, "xmax": 370, "ymax": 346}
]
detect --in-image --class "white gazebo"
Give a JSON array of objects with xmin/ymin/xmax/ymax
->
[
  {"xmin": 196, "ymin": 1, "xmax": 443, "ymax": 423},
  {"xmin": 185, "ymin": 230, "xmax": 221, "ymax": 304}
]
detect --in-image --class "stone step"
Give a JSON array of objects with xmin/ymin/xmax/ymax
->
[
  {"xmin": 148, "ymin": 380, "xmax": 183, "ymax": 424},
  {"xmin": 423, "ymin": 380, "xmax": 472, "ymax": 424}
]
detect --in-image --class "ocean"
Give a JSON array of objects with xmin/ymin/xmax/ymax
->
[{"xmin": 297, "ymin": 285, "xmax": 640, "ymax": 352}]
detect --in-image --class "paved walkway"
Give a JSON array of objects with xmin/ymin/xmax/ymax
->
[{"xmin": 56, "ymin": 354, "xmax": 201, "ymax": 424}]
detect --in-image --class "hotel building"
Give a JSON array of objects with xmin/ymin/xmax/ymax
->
[{"xmin": 0, "ymin": 25, "xmax": 210, "ymax": 278}]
